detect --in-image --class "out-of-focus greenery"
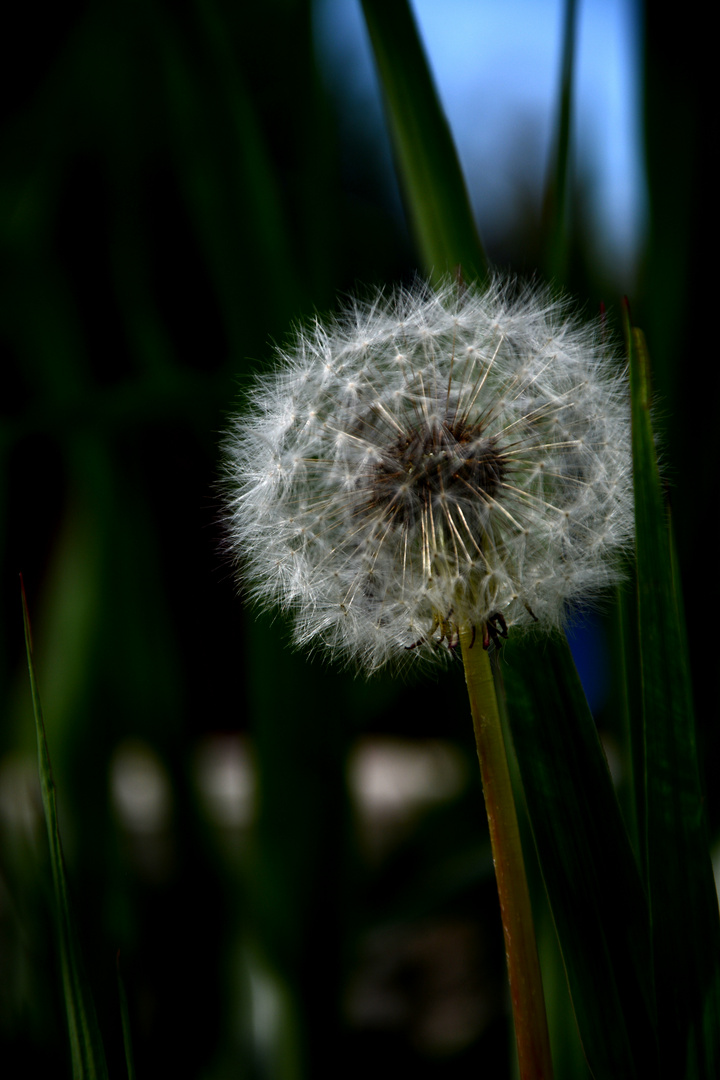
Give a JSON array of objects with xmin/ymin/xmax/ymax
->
[{"xmin": 1, "ymin": 2, "xmax": 716, "ymax": 1078}]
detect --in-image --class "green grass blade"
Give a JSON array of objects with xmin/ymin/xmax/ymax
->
[
  {"xmin": 543, "ymin": 0, "xmax": 578, "ymax": 282},
  {"xmin": 360, "ymin": 0, "xmax": 488, "ymax": 285},
  {"xmin": 21, "ymin": 581, "xmax": 109, "ymax": 1080},
  {"xmin": 616, "ymin": 577, "xmax": 644, "ymax": 866},
  {"xmin": 625, "ymin": 308, "xmax": 720, "ymax": 1078},
  {"xmin": 502, "ymin": 633, "xmax": 659, "ymax": 1078},
  {"xmin": 117, "ymin": 953, "xmax": 137, "ymax": 1080}
]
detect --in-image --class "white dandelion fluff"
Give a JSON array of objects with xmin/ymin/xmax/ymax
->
[{"xmin": 223, "ymin": 277, "xmax": 633, "ymax": 672}]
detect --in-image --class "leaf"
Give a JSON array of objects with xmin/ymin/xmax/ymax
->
[
  {"xmin": 625, "ymin": 307, "xmax": 720, "ymax": 1078},
  {"xmin": 502, "ymin": 632, "xmax": 659, "ymax": 1079},
  {"xmin": 21, "ymin": 579, "xmax": 109, "ymax": 1080},
  {"xmin": 360, "ymin": 0, "xmax": 487, "ymax": 285}
]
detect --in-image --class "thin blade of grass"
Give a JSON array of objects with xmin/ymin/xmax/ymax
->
[
  {"xmin": 501, "ymin": 632, "xmax": 659, "ymax": 1079},
  {"xmin": 542, "ymin": 0, "xmax": 578, "ymax": 282},
  {"xmin": 117, "ymin": 953, "xmax": 137, "ymax": 1080},
  {"xmin": 21, "ymin": 579, "xmax": 109, "ymax": 1080},
  {"xmin": 615, "ymin": 577, "xmax": 644, "ymax": 866},
  {"xmin": 625, "ymin": 308, "xmax": 720, "ymax": 1078},
  {"xmin": 360, "ymin": 0, "xmax": 487, "ymax": 285}
]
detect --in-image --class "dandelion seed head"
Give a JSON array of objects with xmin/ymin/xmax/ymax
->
[{"xmin": 223, "ymin": 277, "xmax": 633, "ymax": 672}]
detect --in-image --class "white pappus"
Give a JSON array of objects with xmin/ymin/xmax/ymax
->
[{"xmin": 222, "ymin": 277, "xmax": 633, "ymax": 672}]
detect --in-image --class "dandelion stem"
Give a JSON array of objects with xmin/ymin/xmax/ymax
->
[{"xmin": 459, "ymin": 625, "xmax": 553, "ymax": 1080}]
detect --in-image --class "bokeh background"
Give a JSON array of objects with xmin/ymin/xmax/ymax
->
[{"xmin": 1, "ymin": 1, "xmax": 715, "ymax": 1077}]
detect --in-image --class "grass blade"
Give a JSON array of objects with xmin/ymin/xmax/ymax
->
[
  {"xmin": 360, "ymin": 0, "xmax": 487, "ymax": 285},
  {"xmin": 502, "ymin": 633, "xmax": 659, "ymax": 1078},
  {"xmin": 542, "ymin": 0, "xmax": 578, "ymax": 282},
  {"xmin": 625, "ymin": 308, "xmax": 720, "ymax": 1078},
  {"xmin": 117, "ymin": 953, "xmax": 137, "ymax": 1080},
  {"xmin": 21, "ymin": 579, "xmax": 109, "ymax": 1080}
]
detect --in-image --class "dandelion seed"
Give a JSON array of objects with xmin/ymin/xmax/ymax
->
[{"xmin": 223, "ymin": 277, "xmax": 633, "ymax": 672}]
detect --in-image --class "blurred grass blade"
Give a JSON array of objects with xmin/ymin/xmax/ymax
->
[
  {"xmin": 502, "ymin": 633, "xmax": 659, "ymax": 1078},
  {"xmin": 21, "ymin": 580, "xmax": 109, "ymax": 1080},
  {"xmin": 117, "ymin": 953, "xmax": 137, "ymax": 1080},
  {"xmin": 360, "ymin": 0, "xmax": 487, "ymax": 285},
  {"xmin": 625, "ymin": 308, "xmax": 720, "ymax": 1078}
]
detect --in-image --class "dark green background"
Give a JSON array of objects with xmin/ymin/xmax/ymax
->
[{"xmin": 1, "ymin": 3, "xmax": 715, "ymax": 1077}]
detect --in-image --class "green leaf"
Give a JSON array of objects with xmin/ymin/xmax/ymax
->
[
  {"xmin": 360, "ymin": 0, "xmax": 488, "ymax": 285},
  {"xmin": 502, "ymin": 633, "xmax": 659, "ymax": 1079},
  {"xmin": 21, "ymin": 580, "xmax": 109, "ymax": 1080},
  {"xmin": 625, "ymin": 308, "xmax": 720, "ymax": 1078}
]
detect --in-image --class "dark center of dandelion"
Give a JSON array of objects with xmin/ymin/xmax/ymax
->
[{"xmin": 369, "ymin": 416, "xmax": 506, "ymax": 529}]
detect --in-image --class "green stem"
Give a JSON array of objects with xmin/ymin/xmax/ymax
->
[{"xmin": 459, "ymin": 625, "xmax": 553, "ymax": 1080}]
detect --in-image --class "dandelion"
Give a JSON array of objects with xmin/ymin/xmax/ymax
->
[
  {"xmin": 222, "ymin": 275, "xmax": 633, "ymax": 1080},
  {"xmin": 223, "ymin": 276, "xmax": 632, "ymax": 671}
]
